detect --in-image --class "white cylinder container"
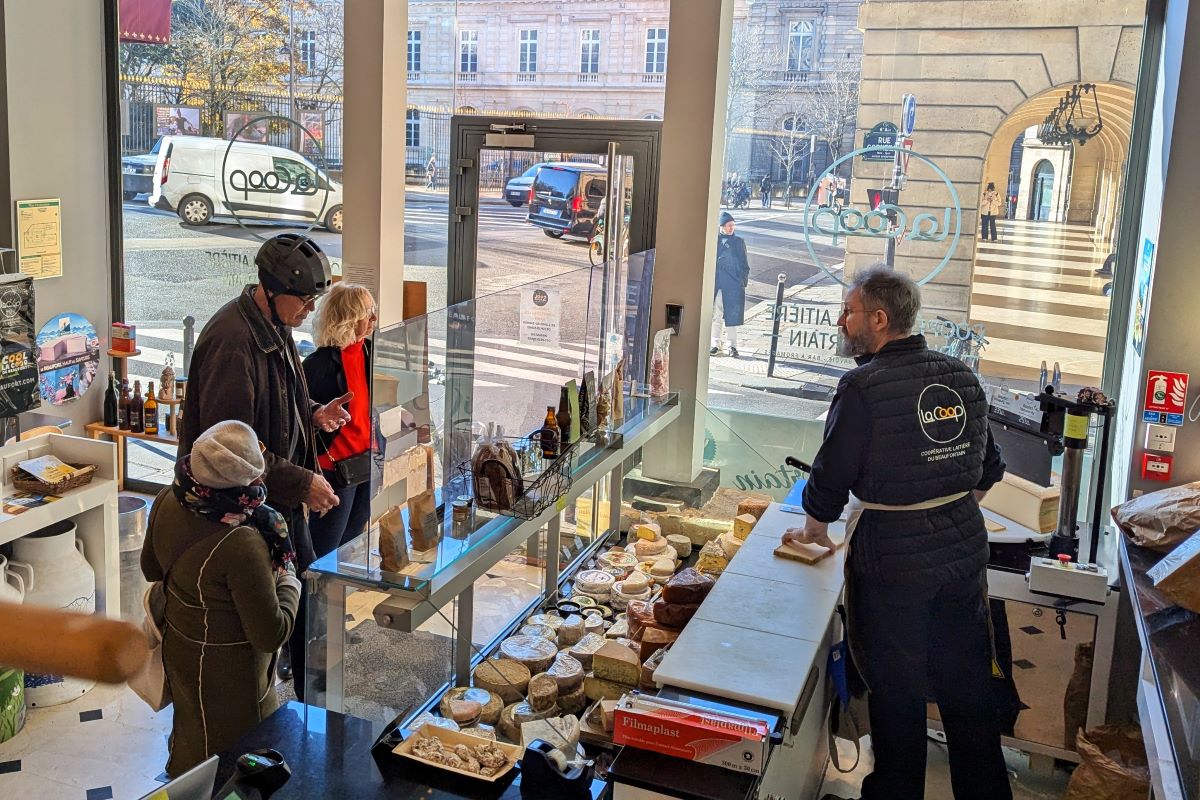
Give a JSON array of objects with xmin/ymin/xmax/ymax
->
[{"xmin": 12, "ymin": 519, "xmax": 96, "ymax": 706}]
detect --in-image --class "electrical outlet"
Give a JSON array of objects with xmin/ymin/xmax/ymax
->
[{"xmin": 1146, "ymin": 423, "xmax": 1177, "ymax": 453}]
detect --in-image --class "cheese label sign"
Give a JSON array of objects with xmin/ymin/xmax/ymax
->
[{"xmin": 1144, "ymin": 370, "xmax": 1188, "ymax": 416}]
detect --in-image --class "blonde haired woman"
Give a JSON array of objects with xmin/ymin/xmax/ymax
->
[{"xmin": 303, "ymin": 283, "xmax": 377, "ymax": 558}]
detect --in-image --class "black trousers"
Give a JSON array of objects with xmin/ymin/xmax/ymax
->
[
  {"xmin": 851, "ymin": 569, "xmax": 1012, "ymax": 800},
  {"xmin": 981, "ymin": 214, "xmax": 998, "ymax": 241}
]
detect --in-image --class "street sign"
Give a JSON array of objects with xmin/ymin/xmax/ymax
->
[
  {"xmin": 862, "ymin": 122, "xmax": 898, "ymax": 162},
  {"xmin": 899, "ymin": 136, "xmax": 914, "ymax": 174},
  {"xmin": 901, "ymin": 94, "xmax": 917, "ymax": 135}
]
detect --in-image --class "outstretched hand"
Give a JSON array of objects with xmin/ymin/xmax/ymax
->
[{"xmin": 314, "ymin": 392, "xmax": 353, "ymax": 433}]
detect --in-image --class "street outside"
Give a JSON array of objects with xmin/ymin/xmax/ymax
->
[{"xmin": 120, "ymin": 188, "xmax": 846, "ymax": 480}]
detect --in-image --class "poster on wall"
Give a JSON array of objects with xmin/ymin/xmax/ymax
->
[
  {"xmin": 0, "ymin": 274, "xmax": 40, "ymax": 417},
  {"xmin": 154, "ymin": 105, "xmax": 201, "ymax": 137},
  {"xmin": 15, "ymin": 199, "xmax": 62, "ymax": 280},
  {"xmin": 300, "ymin": 111, "xmax": 326, "ymax": 157},
  {"xmin": 35, "ymin": 313, "xmax": 100, "ymax": 406},
  {"xmin": 224, "ymin": 111, "xmax": 269, "ymax": 143},
  {"xmin": 1132, "ymin": 238, "xmax": 1156, "ymax": 356},
  {"xmin": 519, "ymin": 286, "xmax": 562, "ymax": 346}
]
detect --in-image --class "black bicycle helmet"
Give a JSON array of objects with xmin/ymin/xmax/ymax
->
[{"xmin": 255, "ymin": 233, "xmax": 333, "ymax": 296}]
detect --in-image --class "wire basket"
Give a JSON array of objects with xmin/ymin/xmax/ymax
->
[{"xmin": 455, "ymin": 429, "xmax": 577, "ymax": 521}]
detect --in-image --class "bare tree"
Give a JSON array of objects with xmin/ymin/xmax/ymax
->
[
  {"xmin": 764, "ymin": 115, "xmax": 809, "ymax": 209},
  {"xmin": 722, "ymin": 21, "xmax": 791, "ymax": 177},
  {"xmin": 298, "ymin": 0, "xmax": 345, "ymax": 99},
  {"xmin": 794, "ymin": 60, "xmax": 861, "ymax": 165}
]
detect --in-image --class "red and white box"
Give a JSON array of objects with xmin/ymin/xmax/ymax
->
[
  {"xmin": 613, "ymin": 694, "xmax": 771, "ymax": 776},
  {"xmin": 111, "ymin": 322, "xmax": 136, "ymax": 353}
]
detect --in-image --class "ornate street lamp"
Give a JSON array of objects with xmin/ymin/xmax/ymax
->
[{"xmin": 1039, "ymin": 84, "xmax": 1104, "ymax": 146}]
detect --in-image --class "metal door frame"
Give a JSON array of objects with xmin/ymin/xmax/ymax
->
[{"xmin": 445, "ymin": 115, "xmax": 661, "ymax": 306}]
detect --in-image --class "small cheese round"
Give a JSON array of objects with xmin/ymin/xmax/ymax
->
[
  {"xmin": 546, "ymin": 651, "xmax": 585, "ymax": 691},
  {"xmin": 575, "ymin": 569, "xmax": 615, "ymax": 594},
  {"xmin": 557, "ymin": 614, "xmax": 585, "ymax": 647},
  {"xmin": 447, "ymin": 699, "xmax": 482, "ymax": 725},
  {"xmin": 528, "ymin": 673, "xmax": 560, "ymax": 712},
  {"xmin": 570, "ymin": 595, "xmax": 597, "ymax": 608},
  {"xmin": 519, "ymin": 623, "xmax": 557, "ymax": 641},
  {"xmin": 440, "ymin": 687, "xmax": 502, "ymax": 725},
  {"xmin": 597, "ymin": 550, "xmax": 639, "ymax": 572},
  {"xmin": 621, "ymin": 571, "xmax": 650, "ymax": 593},
  {"xmin": 666, "ymin": 534, "xmax": 692, "ymax": 558},
  {"xmin": 633, "ymin": 537, "xmax": 669, "ymax": 558},
  {"xmin": 526, "ymin": 613, "xmax": 565, "ymax": 630},
  {"xmin": 558, "ymin": 684, "xmax": 588, "ymax": 715},
  {"xmin": 474, "ymin": 659, "xmax": 530, "ymax": 704},
  {"xmin": 500, "ymin": 635, "xmax": 558, "ymax": 673},
  {"xmin": 650, "ymin": 558, "xmax": 675, "ymax": 578}
]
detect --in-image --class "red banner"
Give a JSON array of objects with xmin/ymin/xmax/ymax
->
[{"xmin": 118, "ymin": 0, "xmax": 171, "ymax": 45}]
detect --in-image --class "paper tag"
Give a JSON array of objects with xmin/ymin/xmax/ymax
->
[{"xmin": 556, "ymin": 496, "xmax": 567, "ymax": 513}]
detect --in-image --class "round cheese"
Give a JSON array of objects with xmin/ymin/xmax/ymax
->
[
  {"xmin": 570, "ymin": 595, "xmax": 597, "ymax": 608},
  {"xmin": 498, "ymin": 702, "xmax": 522, "ymax": 742},
  {"xmin": 583, "ymin": 613, "xmax": 605, "ymax": 635},
  {"xmin": 528, "ymin": 673, "xmax": 560, "ymax": 712},
  {"xmin": 621, "ymin": 571, "xmax": 650, "ymax": 593},
  {"xmin": 447, "ymin": 699, "xmax": 483, "ymax": 725},
  {"xmin": 513, "ymin": 700, "xmax": 559, "ymax": 726},
  {"xmin": 558, "ymin": 684, "xmax": 588, "ymax": 715},
  {"xmin": 440, "ymin": 687, "xmax": 502, "ymax": 725},
  {"xmin": 500, "ymin": 635, "xmax": 558, "ymax": 673},
  {"xmin": 519, "ymin": 623, "xmax": 557, "ymax": 641},
  {"xmin": 666, "ymin": 534, "xmax": 692, "ymax": 558},
  {"xmin": 473, "ymin": 658, "xmax": 531, "ymax": 704},
  {"xmin": 650, "ymin": 557, "xmax": 675, "ymax": 578},
  {"xmin": 526, "ymin": 613, "xmax": 565, "ymax": 630},
  {"xmin": 575, "ymin": 569, "xmax": 615, "ymax": 594},
  {"xmin": 556, "ymin": 614, "xmax": 585, "ymax": 647},
  {"xmin": 597, "ymin": 550, "xmax": 639, "ymax": 572},
  {"xmin": 633, "ymin": 537, "xmax": 669, "ymax": 558},
  {"xmin": 546, "ymin": 651, "xmax": 585, "ymax": 691}
]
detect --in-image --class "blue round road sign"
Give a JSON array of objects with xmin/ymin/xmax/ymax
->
[{"xmin": 901, "ymin": 94, "xmax": 917, "ymax": 135}]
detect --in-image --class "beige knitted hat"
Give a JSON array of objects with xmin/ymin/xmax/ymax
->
[{"xmin": 190, "ymin": 420, "xmax": 266, "ymax": 489}]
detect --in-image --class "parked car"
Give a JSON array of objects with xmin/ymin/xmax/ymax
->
[
  {"xmin": 526, "ymin": 163, "xmax": 607, "ymax": 239},
  {"xmin": 503, "ymin": 162, "xmax": 550, "ymax": 206},
  {"xmin": 121, "ymin": 139, "xmax": 162, "ymax": 200},
  {"xmin": 148, "ymin": 136, "xmax": 344, "ymax": 233}
]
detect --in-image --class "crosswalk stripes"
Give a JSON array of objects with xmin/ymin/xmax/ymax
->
[{"xmin": 969, "ymin": 219, "xmax": 1111, "ymax": 387}]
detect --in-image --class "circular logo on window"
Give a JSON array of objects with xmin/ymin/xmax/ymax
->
[
  {"xmin": 532, "ymin": 289, "xmax": 549, "ymax": 306},
  {"xmin": 917, "ymin": 383, "xmax": 967, "ymax": 443}
]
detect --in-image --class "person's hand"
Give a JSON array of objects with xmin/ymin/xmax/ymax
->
[
  {"xmin": 314, "ymin": 392, "xmax": 353, "ymax": 433},
  {"xmin": 781, "ymin": 521, "xmax": 835, "ymax": 552},
  {"xmin": 306, "ymin": 472, "xmax": 340, "ymax": 515}
]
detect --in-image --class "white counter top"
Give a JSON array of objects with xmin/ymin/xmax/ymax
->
[{"xmin": 654, "ymin": 503, "xmax": 847, "ymax": 714}]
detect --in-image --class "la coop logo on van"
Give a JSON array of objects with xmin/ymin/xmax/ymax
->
[{"xmin": 917, "ymin": 383, "xmax": 967, "ymax": 443}]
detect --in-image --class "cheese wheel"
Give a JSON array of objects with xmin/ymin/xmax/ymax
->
[
  {"xmin": 440, "ymin": 686, "xmax": 503, "ymax": 726},
  {"xmin": 519, "ymin": 623, "xmax": 557, "ymax": 641},
  {"xmin": 583, "ymin": 613, "xmax": 605, "ymax": 635},
  {"xmin": 500, "ymin": 635, "xmax": 558, "ymax": 673},
  {"xmin": 498, "ymin": 702, "xmax": 522, "ymax": 742},
  {"xmin": 546, "ymin": 651, "xmax": 585, "ymax": 691},
  {"xmin": 558, "ymin": 684, "xmax": 588, "ymax": 715},
  {"xmin": 597, "ymin": 550, "xmax": 639, "ymax": 572},
  {"xmin": 513, "ymin": 700, "xmax": 559, "ymax": 726},
  {"xmin": 526, "ymin": 613, "xmax": 565, "ymax": 630},
  {"xmin": 650, "ymin": 557, "xmax": 675, "ymax": 578},
  {"xmin": 621, "ymin": 571, "xmax": 650, "ymax": 593},
  {"xmin": 474, "ymin": 658, "xmax": 531, "ymax": 704},
  {"xmin": 632, "ymin": 537, "xmax": 669, "ymax": 558},
  {"xmin": 567, "ymin": 632, "xmax": 607, "ymax": 669},
  {"xmin": 447, "ymin": 699, "xmax": 483, "ymax": 724},
  {"xmin": 410, "ymin": 711, "xmax": 461, "ymax": 732},
  {"xmin": 556, "ymin": 614, "xmax": 585, "ymax": 647},
  {"xmin": 576, "ymin": 589, "xmax": 611, "ymax": 604},
  {"xmin": 528, "ymin": 673, "xmax": 560, "ymax": 712},
  {"xmin": 666, "ymin": 534, "xmax": 692, "ymax": 558},
  {"xmin": 633, "ymin": 522, "xmax": 663, "ymax": 541},
  {"xmin": 576, "ymin": 569, "xmax": 615, "ymax": 594}
]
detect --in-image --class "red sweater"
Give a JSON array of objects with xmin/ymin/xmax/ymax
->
[{"xmin": 318, "ymin": 340, "xmax": 371, "ymax": 471}]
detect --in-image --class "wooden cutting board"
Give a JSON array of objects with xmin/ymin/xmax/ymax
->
[{"xmin": 774, "ymin": 540, "xmax": 837, "ymax": 565}]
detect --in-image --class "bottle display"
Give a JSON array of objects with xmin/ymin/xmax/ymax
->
[
  {"xmin": 540, "ymin": 406, "xmax": 560, "ymax": 460},
  {"xmin": 556, "ymin": 387, "xmax": 572, "ymax": 446},
  {"xmin": 102, "ymin": 375, "xmax": 118, "ymax": 427},
  {"xmin": 144, "ymin": 381, "xmax": 159, "ymax": 436},
  {"xmin": 129, "ymin": 380, "xmax": 144, "ymax": 433},
  {"xmin": 117, "ymin": 380, "xmax": 130, "ymax": 431}
]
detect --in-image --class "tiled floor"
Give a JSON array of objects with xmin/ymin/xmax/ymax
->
[{"xmin": 969, "ymin": 219, "xmax": 1111, "ymax": 388}]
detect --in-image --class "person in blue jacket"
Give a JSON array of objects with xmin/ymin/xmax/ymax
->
[{"xmin": 711, "ymin": 211, "xmax": 750, "ymax": 358}]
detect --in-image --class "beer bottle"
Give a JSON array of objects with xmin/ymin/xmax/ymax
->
[
  {"xmin": 118, "ymin": 380, "xmax": 131, "ymax": 431},
  {"xmin": 103, "ymin": 374, "xmax": 118, "ymax": 427},
  {"xmin": 540, "ymin": 406, "xmax": 559, "ymax": 460},
  {"xmin": 144, "ymin": 381, "xmax": 159, "ymax": 436},
  {"xmin": 130, "ymin": 380, "xmax": 144, "ymax": 433},
  {"xmin": 556, "ymin": 387, "xmax": 572, "ymax": 446}
]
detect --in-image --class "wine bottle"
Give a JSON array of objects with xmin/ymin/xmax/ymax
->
[
  {"xmin": 556, "ymin": 387, "xmax": 572, "ymax": 446},
  {"xmin": 103, "ymin": 374, "xmax": 118, "ymax": 427},
  {"xmin": 540, "ymin": 406, "xmax": 559, "ymax": 459},
  {"xmin": 130, "ymin": 380, "xmax": 144, "ymax": 433},
  {"xmin": 144, "ymin": 381, "xmax": 159, "ymax": 436},
  {"xmin": 118, "ymin": 381, "xmax": 131, "ymax": 431}
]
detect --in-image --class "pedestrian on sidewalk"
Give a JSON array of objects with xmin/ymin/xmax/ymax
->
[
  {"xmin": 760, "ymin": 174, "xmax": 774, "ymax": 208},
  {"xmin": 980, "ymin": 181, "xmax": 1002, "ymax": 242},
  {"xmin": 712, "ymin": 211, "xmax": 750, "ymax": 359},
  {"xmin": 426, "ymin": 154, "xmax": 438, "ymax": 190}
]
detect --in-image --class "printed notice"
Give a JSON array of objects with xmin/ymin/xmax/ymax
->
[
  {"xmin": 16, "ymin": 199, "xmax": 63, "ymax": 279},
  {"xmin": 519, "ymin": 286, "xmax": 562, "ymax": 346}
]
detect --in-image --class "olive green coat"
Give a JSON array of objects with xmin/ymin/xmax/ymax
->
[{"xmin": 141, "ymin": 490, "xmax": 301, "ymax": 777}]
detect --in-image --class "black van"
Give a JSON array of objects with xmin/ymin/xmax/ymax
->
[{"xmin": 526, "ymin": 163, "xmax": 608, "ymax": 239}]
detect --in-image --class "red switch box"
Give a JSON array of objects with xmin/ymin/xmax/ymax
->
[{"xmin": 1142, "ymin": 452, "xmax": 1173, "ymax": 482}]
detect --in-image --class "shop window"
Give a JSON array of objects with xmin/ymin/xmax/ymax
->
[
  {"xmin": 406, "ymin": 108, "xmax": 421, "ymax": 148},
  {"xmin": 519, "ymin": 29, "xmax": 538, "ymax": 74},
  {"xmin": 460, "ymin": 29, "xmax": 479, "ymax": 74},
  {"xmin": 580, "ymin": 28, "xmax": 601, "ymax": 74},
  {"xmin": 408, "ymin": 29, "xmax": 422, "ymax": 73},
  {"xmin": 645, "ymin": 28, "xmax": 668, "ymax": 74}
]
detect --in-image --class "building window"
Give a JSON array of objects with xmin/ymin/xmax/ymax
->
[
  {"xmin": 408, "ymin": 30, "xmax": 422, "ymax": 73},
  {"xmin": 580, "ymin": 29, "xmax": 601, "ymax": 74},
  {"xmin": 643, "ymin": 112, "xmax": 663, "ymax": 120},
  {"xmin": 519, "ymin": 29, "xmax": 538, "ymax": 73},
  {"xmin": 645, "ymin": 28, "xmax": 668, "ymax": 74},
  {"xmin": 406, "ymin": 109, "xmax": 420, "ymax": 148},
  {"xmin": 298, "ymin": 30, "xmax": 317, "ymax": 72},
  {"xmin": 787, "ymin": 20, "xmax": 815, "ymax": 73},
  {"xmin": 460, "ymin": 30, "xmax": 479, "ymax": 73}
]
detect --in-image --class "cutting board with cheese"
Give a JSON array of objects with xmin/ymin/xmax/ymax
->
[{"xmin": 773, "ymin": 540, "xmax": 837, "ymax": 565}]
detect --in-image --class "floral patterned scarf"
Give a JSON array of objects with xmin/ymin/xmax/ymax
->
[{"xmin": 173, "ymin": 455, "xmax": 295, "ymax": 572}]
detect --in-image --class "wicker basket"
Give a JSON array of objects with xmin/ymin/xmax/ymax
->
[{"xmin": 10, "ymin": 463, "xmax": 98, "ymax": 495}]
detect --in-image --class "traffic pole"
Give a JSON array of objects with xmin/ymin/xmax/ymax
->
[{"xmin": 767, "ymin": 273, "xmax": 787, "ymax": 378}]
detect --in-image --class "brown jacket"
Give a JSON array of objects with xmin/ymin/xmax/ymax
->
[
  {"xmin": 142, "ymin": 489, "xmax": 301, "ymax": 777},
  {"xmin": 179, "ymin": 286, "xmax": 316, "ymax": 510}
]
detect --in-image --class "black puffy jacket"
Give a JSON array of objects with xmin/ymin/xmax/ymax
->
[{"xmin": 802, "ymin": 335, "xmax": 1005, "ymax": 587}]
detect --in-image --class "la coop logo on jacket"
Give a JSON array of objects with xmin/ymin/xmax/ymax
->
[{"xmin": 917, "ymin": 383, "xmax": 967, "ymax": 443}]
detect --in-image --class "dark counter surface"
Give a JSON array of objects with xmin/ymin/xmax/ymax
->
[
  {"xmin": 215, "ymin": 702, "xmax": 607, "ymax": 800},
  {"xmin": 1120, "ymin": 538, "xmax": 1200, "ymax": 800}
]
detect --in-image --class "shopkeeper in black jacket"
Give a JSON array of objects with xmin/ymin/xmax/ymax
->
[
  {"xmin": 303, "ymin": 282, "xmax": 377, "ymax": 557},
  {"xmin": 785, "ymin": 267, "xmax": 1010, "ymax": 800}
]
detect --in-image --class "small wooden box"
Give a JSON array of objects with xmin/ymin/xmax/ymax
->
[{"xmin": 392, "ymin": 724, "xmax": 521, "ymax": 782}]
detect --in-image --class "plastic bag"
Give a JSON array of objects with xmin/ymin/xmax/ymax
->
[
  {"xmin": 1111, "ymin": 480, "xmax": 1200, "ymax": 551},
  {"xmin": 1064, "ymin": 725, "xmax": 1150, "ymax": 800}
]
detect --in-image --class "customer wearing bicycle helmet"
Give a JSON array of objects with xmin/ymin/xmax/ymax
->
[{"xmin": 179, "ymin": 232, "xmax": 351, "ymax": 696}]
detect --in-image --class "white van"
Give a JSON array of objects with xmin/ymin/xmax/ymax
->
[{"xmin": 148, "ymin": 136, "xmax": 344, "ymax": 233}]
